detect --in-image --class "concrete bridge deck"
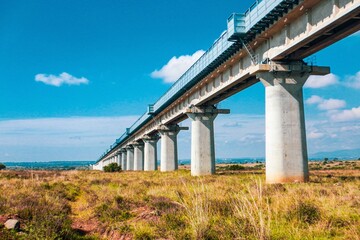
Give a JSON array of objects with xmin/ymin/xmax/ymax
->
[{"xmin": 93, "ymin": 0, "xmax": 360, "ymax": 183}]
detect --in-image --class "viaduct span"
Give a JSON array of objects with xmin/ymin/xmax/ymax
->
[{"xmin": 92, "ymin": 0, "xmax": 360, "ymax": 183}]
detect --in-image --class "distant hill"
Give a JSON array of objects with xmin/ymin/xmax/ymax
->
[{"xmin": 310, "ymin": 149, "xmax": 360, "ymax": 159}]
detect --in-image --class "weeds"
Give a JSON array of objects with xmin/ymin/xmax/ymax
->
[
  {"xmin": 95, "ymin": 196, "xmax": 132, "ymax": 223},
  {"xmin": 177, "ymin": 179, "xmax": 211, "ymax": 239},
  {"xmin": 0, "ymin": 163, "xmax": 359, "ymax": 239},
  {"xmin": 133, "ymin": 223, "xmax": 156, "ymax": 240},
  {"xmin": 232, "ymin": 179, "xmax": 271, "ymax": 239},
  {"xmin": 287, "ymin": 200, "xmax": 321, "ymax": 224}
]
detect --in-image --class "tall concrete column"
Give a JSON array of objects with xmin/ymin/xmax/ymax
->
[
  {"xmin": 143, "ymin": 135, "xmax": 159, "ymax": 171},
  {"xmin": 121, "ymin": 149, "xmax": 127, "ymax": 170},
  {"xmin": 158, "ymin": 125, "xmax": 188, "ymax": 172},
  {"xmin": 116, "ymin": 153, "xmax": 121, "ymax": 165},
  {"xmin": 186, "ymin": 106, "xmax": 230, "ymax": 176},
  {"xmin": 126, "ymin": 146, "xmax": 134, "ymax": 171},
  {"xmin": 133, "ymin": 142, "xmax": 144, "ymax": 171},
  {"xmin": 257, "ymin": 62, "xmax": 329, "ymax": 183}
]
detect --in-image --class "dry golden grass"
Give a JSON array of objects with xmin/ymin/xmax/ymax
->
[{"xmin": 0, "ymin": 161, "xmax": 359, "ymax": 239}]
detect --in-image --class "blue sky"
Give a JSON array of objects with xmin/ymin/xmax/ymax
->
[{"xmin": 0, "ymin": 0, "xmax": 359, "ymax": 162}]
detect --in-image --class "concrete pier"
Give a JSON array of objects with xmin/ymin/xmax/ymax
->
[
  {"xmin": 126, "ymin": 146, "xmax": 134, "ymax": 171},
  {"xmin": 121, "ymin": 149, "xmax": 127, "ymax": 170},
  {"xmin": 186, "ymin": 106, "xmax": 229, "ymax": 176},
  {"xmin": 158, "ymin": 125, "xmax": 188, "ymax": 172},
  {"xmin": 143, "ymin": 135, "xmax": 159, "ymax": 171},
  {"xmin": 94, "ymin": 0, "xmax": 358, "ymax": 177},
  {"xmin": 116, "ymin": 152, "xmax": 121, "ymax": 166},
  {"xmin": 133, "ymin": 143, "xmax": 144, "ymax": 171},
  {"xmin": 257, "ymin": 63, "xmax": 330, "ymax": 183}
]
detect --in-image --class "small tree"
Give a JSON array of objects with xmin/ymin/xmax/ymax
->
[
  {"xmin": 103, "ymin": 163, "xmax": 122, "ymax": 172},
  {"xmin": 0, "ymin": 163, "xmax": 6, "ymax": 170}
]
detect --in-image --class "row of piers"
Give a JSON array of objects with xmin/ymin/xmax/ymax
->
[
  {"xmin": 104, "ymin": 106, "xmax": 228, "ymax": 176},
  {"xmin": 99, "ymin": 62, "xmax": 330, "ymax": 183}
]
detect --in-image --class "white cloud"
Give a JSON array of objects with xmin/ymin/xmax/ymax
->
[
  {"xmin": 151, "ymin": 50, "xmax": 205, "ymax": 83},
  {"xmin": 344, "ymin": 71, "xmax": 360, "ymax": 89},
  {"xmin": 1, "ymin": 113, "xmax": 360, "ymax": 162},
  {"xmin": 305, "ymin": 118, "xmax": 360, "ymax": 154},
  {"xmin": 0, "ymin": 116, "xmax": 137, "ymax": 161},
  {"xmin": 35, "ymin": 72, "xmax": 89, "ymax": 87},
  {"xmin": 304, "ymin": 73, "xmax": 339, "ymax": 88},
  {"xmin": 318, "ymin": 98, "xmax": 346, "ymax": 110},
  {"xmin": 330, "ymin": 106, "xmax": 360, "ymax": 122},
  {"xmin": 306, "ymin": 95, "xmax": 346, "ymax": 110},
  {"xmin": 307, "ymin": 131, "xmax": 324, "ymax": 139},
  {"xmin": 306, "ymin": 95, "xmax": 323, "ymax": 105},
  {"xmin": 340, "ymin": 125, "xmax": 360, "ymax": 132}
]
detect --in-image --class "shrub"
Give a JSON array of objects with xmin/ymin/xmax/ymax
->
[
  {"xmin": 288, "ymin": 201, "xmax": 321, "ymax": 224},
  {"xmin": 0, "ymin": 163, "xmax": 6, "ymax": 170},
  {"xmin": 226, "ymin": 164, "xmax": 245, "ymax": 171},
  {"xmin": 103, "ymin": 163, "xmax": 122, "ymax": 172}
]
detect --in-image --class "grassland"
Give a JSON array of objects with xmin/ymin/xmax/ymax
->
[{"xmin": 0, "ymin": 160, "xmax": 359, "ymax": 240}]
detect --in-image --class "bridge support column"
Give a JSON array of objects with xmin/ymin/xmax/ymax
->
[
  {"xmin": 99, "ymin": 161, "xmax": 103, "ymax": 170},
  {"xmin": 158, "ymin": 125, "xmax": 189, "ymax": 172},
  {"xmin": 143, "ymin": 135, "xmax": 159, "ymax": 171},
  {"xmin": 186, "ymin": 106, "xmax": 230, "ymax": 176},
  {"xmin": 257, "ymin": 62, "xmax": 329, "ymax": 183},
  {"xmin": 121, "ymin": 149, "xmax": 127, "ymax": 170},
  {"xmin": 126, "ymin": 146, "xmax": 134, "ymax": 171},
  {"xmin": 133, "ymin": 143, "xmax": 144, "ymax": 171},
  {"xmin": 116, "ymin": 151, "xmax": 121, "ymax": 166}
]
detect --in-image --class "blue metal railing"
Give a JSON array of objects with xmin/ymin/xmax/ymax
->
[
  {"xmin": 152, "ymin": 30, "xmax": 234, "ymax": 111},
  {"xmin": 97, "ymin": 0, "xmax": 296, "ymax": 162},
  {"xmin": 245, "ymin": 0, "xmax": 285, "ymax": 31}
]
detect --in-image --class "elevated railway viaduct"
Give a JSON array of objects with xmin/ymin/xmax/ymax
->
[{"xmin": 93, "ymin": 0, "xmax": 360, "ymax": 183}]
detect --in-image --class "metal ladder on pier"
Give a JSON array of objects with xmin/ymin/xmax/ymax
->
[{"xmin": 239, "ymin": 38, "xmax": 258, "ymax": 65}]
